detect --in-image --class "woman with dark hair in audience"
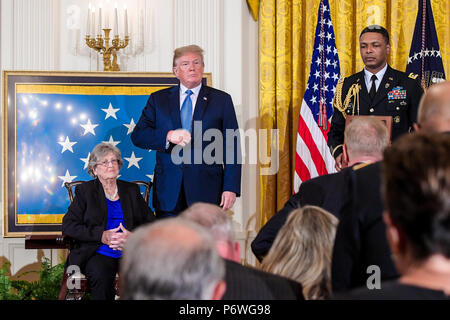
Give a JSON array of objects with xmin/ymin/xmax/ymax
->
[
  {"xmin": 261, "ymin": 205, "xmax": 338, "ymax": 299},
  {"xmin": 334, "ymin": 133, "xmax": 450, "ymax": 299},
  {"xmin": 62, "ymin": 142, "xmax": 155, "ymax": 300}
]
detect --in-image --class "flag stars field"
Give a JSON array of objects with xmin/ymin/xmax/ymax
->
[
  {"xmin": 103, "ymin": 135, "xmax": 121, "ymax": 147},
  {"xmin": 125, "ymin": 151, "xmax": 143, "ymax": 169},
  {"xmin": 58, "ymin": 170, "xmax": 77, "ymax": 187},
  {"xmin": 80, "ymin": 119, "xmax": 99, "ymax": 136},
  {"xmin": 124, "ymin": 118, "xmax": 136, "ymax": 135},
  {"xmin": 102, "ymin": 102, "xmax": 120, "ymax": 119},
  {"xmin": 58, "ymin": 136, "xmax": 77, "ymax": 153}
]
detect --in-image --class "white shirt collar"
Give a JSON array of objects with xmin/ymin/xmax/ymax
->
[
  {"xmin": 180, "ymin": 83, "xmax": 202, "ymax": 96},
  {"xmin": 364, "ymin": 63, "xmax": 388, "ymax": 91},
  {"xmin": 364, "ymin": 63, "xmax": 388, "ymax": 82}
]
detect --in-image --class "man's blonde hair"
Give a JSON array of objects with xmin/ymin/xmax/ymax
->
[{"xmin": 173, "ymin": 45, "xmax": 205, "ymax": 67}]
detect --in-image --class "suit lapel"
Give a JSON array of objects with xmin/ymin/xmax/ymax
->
[
  {"xmin": 192, "ymin": 85, "xmax": 210, "ymax": 124},
  {"xmin": 94, "ymin": 179, "xmax": 108, "ymax": 228},
  {"xmin": 117, "ymin": 180, "xmax": 133, "ymax": 229},
  {"xmin": 168, "ymin": 85, "xmax": 182, "ymax": 129},
  {"xmin": 372, "ymin": 66, "xmax": 394, "ymax": 107}
]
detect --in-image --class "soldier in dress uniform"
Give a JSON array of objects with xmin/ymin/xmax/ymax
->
[{"xmin": 328, "ymin": 25, "xmax": 424, "ymax": 171}]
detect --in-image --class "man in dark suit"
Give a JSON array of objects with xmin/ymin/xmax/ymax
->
[
  {"xmin": 131, "ymin": 45, "xmax": 241, "ymax": 218},
  {"xmin": 331, "ymin": 161, "xmax": 399, "ymax": 292},
  {"xmin": 251, "ymin": 117, "xmax": 389, "ymax": 261},
  {"xmin": 331, "ymin": 80, "xmax": 450, "ymax": 293},
  {"xmin": 328, "ymin": 25, "xmax": 423, "ymax": 171},
  {"xmin": 181, "ymin": 203, "xmax": 304, "ymax": 300}
]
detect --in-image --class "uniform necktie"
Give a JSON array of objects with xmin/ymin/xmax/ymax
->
[
  {"xmin": 181, "ymin": 89, "xmax": 193, "ymax": 131},
  {"xmin": 369, "ymin": 74, "xmax": 377, "ymax": 100}
]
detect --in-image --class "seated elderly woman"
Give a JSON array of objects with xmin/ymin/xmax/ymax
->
[
  {"xmin": 62, "ymin": 142, "xmax": 156, "ymax": 300},
  {"xmin": 260, "ymin": 205, "xmax": 338, "ymax": 299}
]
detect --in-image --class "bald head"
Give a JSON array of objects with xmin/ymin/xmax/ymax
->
[
  {"xmin": 417, "ymin": 81, "xmax": 450, "ymax": 133},
  {"xmin": 181, "ymin": 203, "xmax": 234, "ymax": 243},
  {"xmin": 181, "ymin": 202, "xmax": 240, "ymax": 261}
]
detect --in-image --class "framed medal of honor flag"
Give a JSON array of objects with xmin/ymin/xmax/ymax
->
[{"xmin": 2, "ymin": 71, "xmax": 212, "ymax": 237}]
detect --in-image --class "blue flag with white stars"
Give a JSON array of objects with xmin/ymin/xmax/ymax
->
[
  {"xmin": 406, "ymin": 0, "xmax": 445, "ymax": 88},
  {"xmin": 16, "ymin": 85, "xmax": 160, "ymax": 224}
]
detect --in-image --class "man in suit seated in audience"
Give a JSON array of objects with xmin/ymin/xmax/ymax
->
[
  {"xmin": 251, "ymin": 117, "xmax": 389, "ymax": 261},
  {"xmin": 333, "ymin": 132, "xmax": 450, "ymax": 299},
  {"xmin": 120, "ymin": 218, "xmax": 226, "ymax": 300},
  {"xmin": 331, "ymin": 80, "xmax": 450, "ymax": 292},
  {"xmin": 181, "ymin": 202, "xmax": 304, "ymax": 300}
]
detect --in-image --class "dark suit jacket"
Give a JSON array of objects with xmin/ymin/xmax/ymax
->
[
  {"xmin": 331, "ymin": 162, "xmax": 399, "ymax": 292},
  {"xmin": 328, "ymin": 66, "xmax": 423, "ymax": 158},
  {"xmin": 222, "ymin": 260, "xmax": 304, "ymax": 300},
  {"xmin": 251, "ymin": 166, "xmax": 354, "ymax": 261},
  {"xmin": 131, "ymin": 84, "xmax": 241, "ymax": 212},
  {"xmin": 62, "ymin": 179, "xmax": 156, "ymax": 271}
]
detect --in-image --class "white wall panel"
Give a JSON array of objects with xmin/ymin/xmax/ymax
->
[
  {"xmin": 10, "ymin": 0, "xmax": 56, "ymax": 70},
  {"xmin": 174, "ymin": 0, "xmax": 223, "ymax": 88}
]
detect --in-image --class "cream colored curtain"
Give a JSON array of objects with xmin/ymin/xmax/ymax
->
[{"xmin": 256, "ymin": 0, "xmax": 450, "ymax": 227}]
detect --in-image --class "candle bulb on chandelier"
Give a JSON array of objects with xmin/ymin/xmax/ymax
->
[
  {"xmin": 91, "ymin": 7, "xmax": 96, "ymax": 36},
  {"xmin": 114, "ymin": 3, "xmax": 118, "ymax": 36},
  {"xmin": 87, "ymin": 4, "xmax": 91, "ymax": 36},
  {"xmin": 105, "ymin": 0, "xmax": 110, "ymax": 28},
  {"xmin": 124, "ymin": 5, "xmax": 128, "ymax": 37},
  {"xmin": 98, "ymin": 5, "xmax": 102, "ymax": 35}
]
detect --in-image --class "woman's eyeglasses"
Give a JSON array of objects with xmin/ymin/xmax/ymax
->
[{"xmin": 97, "ymin": 159, "xmax": 119, "ymax": 167}]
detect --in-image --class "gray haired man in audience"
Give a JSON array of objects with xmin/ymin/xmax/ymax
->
[
  {"xmin": 119, "ymin": 218, "xmax": 226, "ymax": 300},
  {"xmin": 414, "ymin": 80, "xmax": 450, "ymax": 133},
  {"xmin": 181, "ymin": 203, "xmax": 304, "ymax": 300}
]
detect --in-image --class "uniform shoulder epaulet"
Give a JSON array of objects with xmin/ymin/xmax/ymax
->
[
  {"xmin": 352, "ymin": 162, "xmax": 371, "ymax": 171},
  {"xmin": 408, "ymin": 73, "xmax": 419, "ymax": 80},
  {"xmin": 333, "ymin": 77, "xmax": 346, "ymax": 114}
]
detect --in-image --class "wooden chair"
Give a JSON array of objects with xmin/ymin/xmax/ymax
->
[{"xmin": 24, "ymin": 179, "xmax": 153, "ymax": 300}]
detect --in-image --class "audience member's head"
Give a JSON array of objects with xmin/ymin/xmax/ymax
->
[
  {"xmin": 382, "ymin": 132, "xmax": 450, "ymax": 275},
  {"xmin": 261, "ymin": 205, "xmax": 339, "ymax": 299},
  {"xmin": 415, "ymin": 80, "xmax": 450, "ymax": 133},
  {"xmin": 180, "ymin": 202, "xmax": 240, "ymax": 262},
  {"xmin": 343, "ymin": 117, "xmax": 389, "ymax": 165},
  {"xmin": 120, "ymin": 218, "xmax": 226, "ymax": 300}
]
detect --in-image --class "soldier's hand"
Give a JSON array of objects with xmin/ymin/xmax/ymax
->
[{"xmin": 335, "ymin": 153, "xmax": 348, "ymax": 171}]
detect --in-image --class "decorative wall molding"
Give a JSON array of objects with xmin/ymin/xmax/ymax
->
[{"xmin": 174, "ymin": 0, "xmax": 224, "ymax": 88}]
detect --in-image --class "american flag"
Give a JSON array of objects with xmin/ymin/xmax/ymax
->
[
  {"xmin": 406, "ymin": 0, "xmax": 445, "ymax": 88},
  {"xmin": 294, "ymin": 0, "xmax": 339, "ymax": 192}
]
